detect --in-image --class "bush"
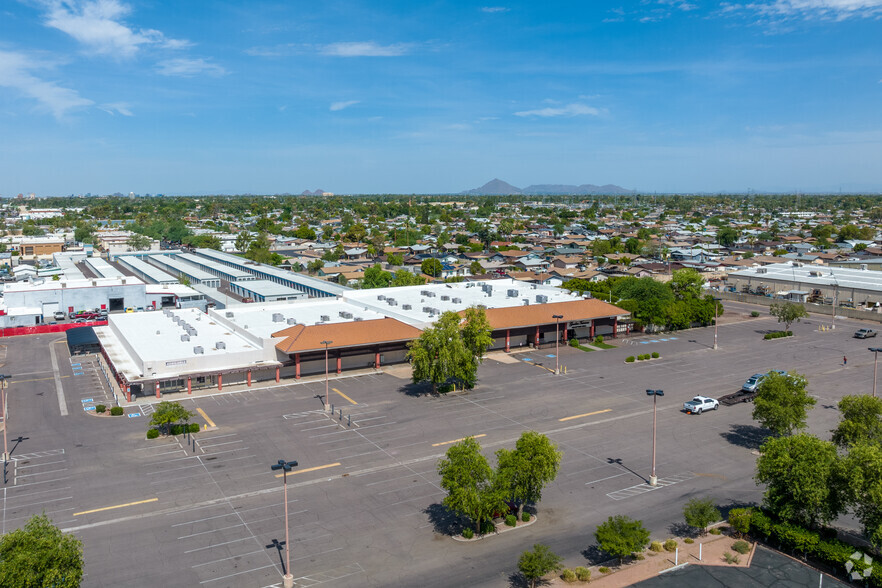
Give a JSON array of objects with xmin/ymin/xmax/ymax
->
[
  {"xmin": 772, "ymin": 521, "xmax": 818, "ymax": 556},
  {"xmin": 763, "ymin": 330, "xmax": 793, "ymax": 340},
  {"xmin": 595, "ymin": 335, "xmax": 604, "ymax": 345},
  {"xmin": 626, "ymin": 356, "xmax": 635, "ymax": 363},
  {"xmin": 664, "ymin": 539, "xmax": 677, "ymax": 552},
  {"xmin": 95, "ymin": 404, "xmax": 106, "ymax": 413},
  {"xmin": 684, "ymin": 538, "xmax": 694, "ymax": 544},
  {"xmin": 598, "ymin": 567, "xmax": 611, "ymax": 574},
  {"xmin": 751, "ymin": 311, "xmax": 760, "ymax": 317},
  {"xmin": 649, "ymin": 540, "xmax": 664, "ymax": 552},
  {"xmin": 651, "ymin": 351, "xmax": 660, "ymax": 359},
  {"xmin": 561, "ymin": 568, "xmax": 577, "ymax": 583},
  {"xmin": 480, "ymin": 520, "xmax": 494, "ymax": 535},
  {"xmin": 146, "ymin": 429, "xmax": 159, "ymax": 439},
  {"xmin": 750, "ymin": 510, "xmax": 773, "ymax": 539},
  {"xmin": 732, "ymin": 540, "xmax": 750, "ymax": 555},
  {"xmin": 110, "ymin": 406, "xmax": 124, "ymax": 416},
  {"xmin": 728, "ymin": 508, "xmax": 752, "ymax": 538},
  {"xmin": 170, "ymin": 424, "xmax": 183, "ymax": 435},
  {"xmin": 505, "ymin": 514, "xmax": 517, "ymax": 527},
  {"xmin": 574, "ymin": 566, "xmax": 590, "ymax": 581},
  {"xmin": 709, "ymin": 528, "xmax": 722, "ymax": 535},
  {"xmin": 635, "ymin": 553, "xmax": 645, "ymax": 560},
  {"xmin": 723, "ymin": 552, "xmax": 740, "ymax": 564},
  {"xmin": 569, "ymin": 338, "xmax": 579, "ymax": 347},
  {"xmin": 522, "ymin": 511, "xmax": 531, "ymax": 523},
  {"xmin": 461, "ymin": 528, "xmax": 474, "ymax": 539},
  {"xmin": 188, "ymin": 423, "xmax": 200, "ymax": 433}
]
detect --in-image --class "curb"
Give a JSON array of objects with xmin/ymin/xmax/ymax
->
[{"xmin": 450, "ymin": 514, "xmax": 537, "ymax": 542}]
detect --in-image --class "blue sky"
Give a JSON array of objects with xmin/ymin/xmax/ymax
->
[{"xmin": 1, "ymin": 0, "xmax": 881, "ymax": 196}]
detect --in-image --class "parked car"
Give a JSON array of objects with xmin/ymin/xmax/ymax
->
[
  {"xmin": 741, "ymin": 370, "xmax": 787, "ymax": 393},
  {"xmin": 53, "ymin": 311, "xmax": 66, "ymax": 321},
  {"xmin": 125, "ymin": 307, "xmax": 135, "ymax": 313},
  {"xmin": 854, "ymin": 328, "xmax": 877, "ymax": 339},
  {"xmin": 683, "ymin": 396, "xmax": 719, "ymax": 414}
]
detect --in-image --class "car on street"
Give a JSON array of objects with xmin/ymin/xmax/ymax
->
[
  {"xmin": 854, "ymin": 328, "xmax": 877, "ymax": 339},
  {"xmin": 683, "ymin": 396, "xmax": 719, "ymax": 414},
  {"xmin": 741, "ymin": 370, "xmax": 787, "ymax": 393}
]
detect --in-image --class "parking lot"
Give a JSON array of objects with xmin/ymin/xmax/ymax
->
[{"xmin": 1, "ymin": 301, "xmax": 874, "ymax": 587}]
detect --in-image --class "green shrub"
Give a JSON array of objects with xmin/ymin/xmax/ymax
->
[
  {"xmin": 626, "ymin": 356, "xmax": 635, "ymax": 362},
  {"xmin": 728, "ymin": 508, "xmax": 752, "ymax": 538},
  {"xmin": 751, "ymin": 311, "xmax": 760, "ymax": 317},
  {"xmin": 750, "ymin": 510, "xmax": 773, "ymax": 539},
  {"xmin": 522, "ymin": 511, "xmax": 531, "ymax": 523},
  {"xmin": 569, "ymin": 338, "xmax": 579, "ymax": 347},
  {"xmin": 732, "ymin": 540, "xmax": 750, "ymax": 555},
  {"xmin": 188, "ymin": 423, "xmax": 199, "ymax": 433},
  {"xmin": 461, "ymin": 527, "xmax": 474, "ymax": 539},
  {"xmin": 594, "ymin": 335, "xmax": 604, "ymax": 344},
  {"xmin": 651, "ymin": 351, "xmax": 660, "ymax": 359},
  {"xmin": 637, "ymin": 354, "xmax": 645, "ymax": 361},
  {"xmin": 505, "ymin": 514, "xmax": 517, "ymax": 527},
  {"xmin": 110, "ymin": 406, "xmax": 124, "ymax": 416},
  {"xmin": 561, "ymin": 568, "xmax": 577, "ymax": 583},
  {"xmin": 95, "ymin": 404, "xmax": 106, "ymax": 413},
  {"xmin": 684, "ymin": 538, "xmax": 694, "ymax": 544},
  {"xmin": 170, "ymin": 424, "xmax": 183, "ymax": 435},
  {"xmin": 649, "ymin": 540, "xmax": 664, "ymax": 552},
  {"xmin": 709, "ymin": 528, "xmax": 722, "ymax": 535},
  {"xmin": 480, "ymin": 520, "xmax": 494, "ymax": 535},
  {"xmin": 813, "ymin": 538, "xmax": 853, "ymax": 569},
  {"xmin": 574, "ymin": 566, "xmax": 591, "ymax": 582},
  {"xmin": 723, "ymin": 552, "xmax": 740, "ymax": 564},
  {"xmin": 772, "ymin": 521, "xmax": 818, "ymax": 556},
  {"xmin": 664, "ymin": 539, "xmax": 677, "ymax": 552},
  {"xmin": 598, "ymin": 566, "xmax": 611, "ymax": 574},
  {"xmin": 635, "ymin": 553, "xmax": 645, "ymax": 560},
  {"xmin": 146, "ymin": 429, "xmax": 159, "ymax": 439}
]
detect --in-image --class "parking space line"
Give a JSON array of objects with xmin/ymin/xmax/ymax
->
[
  {"xmin": 191, "ymin": 549, "xmax": 266, "ymax": 568},
  {"xmin": 74, "ymin": 497, "xmax": 158, "ymax": 516},
  {"xmin": 275, "ymin": 463, "xmax": 341, "ymax": 478},
  {"xmin": 332, "ymin": 388, "xmax": 357, "ymax": 405},
  {"xmin": 431, "ymin": 433, "xmax": 486, "ymax": 447},
  {"xmin": 559, "ymin": 409, "xmax": 612, "ymax": 422},
  {"xmin": 196, "ymin": 408, "xmax": 216, "ymax": 428},
  {"xmin": 199, "ymin": 564, "xmax": 279, "ymax": 584},
  {"xmin": 184, "ymin": 536, "xmax": 254, "ymax": 554}
]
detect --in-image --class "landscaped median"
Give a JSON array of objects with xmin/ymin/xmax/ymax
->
[
  {"xmin": 625, "ymin": 352, "xmax": 661, "ymax": 363},
  {"xmin": 452, "ymin": 512, "xmax": 536, "ymax": 542},
  {"xmin": 90, "ymin": 405, "xmax": 125, "ymax": 417}
]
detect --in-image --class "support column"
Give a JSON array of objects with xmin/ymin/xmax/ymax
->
[
  {"xmin": 336, "ymin": 355, "xmax": 342, "ymax": 374},
  {"xmin": 563, "ymin": 322, "xmax": 569, "ymax": 341},
  {"xmin": 275, "ymin": 366, "xmax": 280, "ymax": 383},
  {"xmin": 125, "ymin": 385, "xmax": 131, "ymax": 403},
  {"xmin": 247, "ymin": 370, "xmax": 252, "ymax": 387},
  {"xmin": 375, "ymin": 351, "xmax": 381, "ymax": 368},
  {"xmin": 295, "ymin": 353, "xmax": 301, "ymax": 379},
  {"xmin": 534, "ymin": 325, "xmax": 540, "ymax": 347},
  {"xmin": 505, "ymin": 329, "xmax": 510, "ymax": 352},
  {"xmin": 218, "ymin": 374, "xmax": 223, "ymax": 391},
  {"xmin": 187, "ymin": 377, "xmax": 192, "ymax": 395},
  {"xmin": 613, "ymin": 317, "xmax": 618, "ymax": 338},
  {"xmin": 155, "ymin": 382, "xmax": 160, "ymax": 398},
  {"xmin": 590, "ymin": 320, "xmax": 595, "ymax": 339}
]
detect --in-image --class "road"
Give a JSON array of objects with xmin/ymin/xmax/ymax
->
[{"xmin": 0, "ymin": 302, "xmax": 870, "ymax": 587}]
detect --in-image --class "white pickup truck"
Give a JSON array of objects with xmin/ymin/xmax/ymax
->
[{"xmin": 683, "ymin": 396, "xmax": 719, "ymax": 414}]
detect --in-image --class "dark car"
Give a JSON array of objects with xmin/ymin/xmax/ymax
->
[{"xmin": 855, "ymin": 329, "xmax": 877, "ymax": 339}]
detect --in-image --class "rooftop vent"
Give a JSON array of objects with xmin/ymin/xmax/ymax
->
[
  {"xmin": 286, "ymin": 318, "xmax": 297, "ymax": 325},
  {"xmin": 181, "ymin": 334, "xmax": 189, "ymax": 342},
  {"xmin": 377, "ymin": 294, "xmax": 386, "ymax": 300},
  {"xmin": 536, "ymin": 294, "xmax": 549, "ymax": 303},
  {"xmin": 757, "ymin": 267, "xmax": 768, "ymax": 274},
  {"xmin": 507, "ymin": 289, "xmax": 519, "ymax": 297},
  {"xmin": 354, "ymin": 317, "xmax": 363, "ymax": 321},
  {"xmin": 451, "ymin": 297, "xmax": 462, "ymax": 304},
  {"xmin": 193, "ymin": 346, "xmax": 204, "ymax": 355},
  {"xmin": 225, "ymin": 311, "xmax": 234, "ymax": 318},
  {"xmin": 440, "ymin": 295, "xmax": 450, "ymax": 301},
  {"xmin": 272, "ymin": 313, "xmax": 284, "ymax": 322},
  {"xmin": 320, "ymin": 314, "xmax": 330, "ymax": 322},
  {"xmin": 402, "ymin": 304, "xmax": 412, "ymax": 310},
  {"xmin": 216, "ymin": 341, "xmax": 226, "ymax": 349}
]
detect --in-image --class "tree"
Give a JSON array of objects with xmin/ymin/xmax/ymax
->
[
  {"xmin": 517, "ymin": 544, "xmax": 563, "ymax": 588},
  {"xmin": 752, "ymin": 371, "xmax": 816, "ymax": 436},
  {"xmin": 717, "ymin": 226, "xmax": 740, "ymax": 247},
  {"xmin": 755, "ymin": 433, "xmax": 845, "ymax": 527},
  {"xmin": 831, "ymin": 395, "xmax": 882, "ymax": 449},
  {"xmin": 460, "ymin": 306, "xmax": 493, "ymax": 373},
  {"xmin": 293, "ymin": 224, "xmax": 316, "ymax": 240},
  {"xmin": 391, "ymin": 269, "xmax": 425, "ymax": 287},
  {"xmin": 728, "ymin": 508, "xmax": 752, "ymax": 538},
  {"xmin": 683, "ymin": 497, "xmax": 720, "ymax": 535},
  {"xmin": 0, "ymin": 513, "xmax": 84, "ymax": 588},
  {"xmin": 594, "ymin": 515, "xmax": 651, "ymax": 564},
  {"xmin": 74, "ymin": 224, "xmax": 93, "ymax": 244},
  {"xmin": 149, "ymin": 401, "xmax": 194, "ymax": 435},
  {"xmin": 407, "ymin": 312, "xmax": 472, "ymax": 394},
  {"xmin": 624, "ymin": 237, "xmax": 642, "ymax": 255},
  {"xmin": 768, "ymin": 301, "xmax": 808, "ymax": 332},
  {"xmin": 437, "ymin": 437, "xmax": 507, "ymax": 534},
  {"xmin": 307, "ymin": 259, "xmax": 324, "ymax": 274},
  {"xmin": 496, "ymin": 431, "xmax": 562, "ymax": 516},
  {"xmin": 362, "ymin": 264, "xmax": 392, "ymax": 289},
  {"xmin": 841, "ymin": 442, "xmax": 882, "ymax": 549},
  {"xmin": 469, "ymin": 260, "xmax": 484, "ymax": 275},
  {"xmin": 386, "ymin": 253, "xmax": 404, "ymax": 266},
  {"xmin": 126, "ymin": 233, "xmax": 152, "ymax": 251},
  {"xmin": 421, "ymin": 258, "xmax": 443, "ymax": 278},
  {"xmin": 670, "ymin": 268, "xmax": 705, "ymax": 300}
]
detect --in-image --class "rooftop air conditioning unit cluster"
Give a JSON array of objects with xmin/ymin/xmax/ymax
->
[
  {"xmin": 402, "ymin": 304, "xmax": 412, "ymax": 310},
  {"xmin": 286, "ymin": 318, "xmax": 297, "ymax": 325},
  {"xmin": 451, "ymin": 297, "xmax": 462, "ymax": 304},
  {"xmin": 536, "ymin": 294, "xmax": 548, "ymax": 303},
  {"xmin": 181, "ymin": 334, "xmax": 189, "ymax": 342},
  {"xmin": 193, "ymin": 346, "xmax": 204, "ymax": 354},
  {"xmin": 441, "ymin": 295, "xmax": 450, "ymax": 301},
  {"xmin": 320, "ymin": 314, "xmax": 330, "ymax": 322},
  {"xmin": 272, "ymin": 313, "xmax": 284, "ymax": 322},
  {"xmin": 216, "ymin": 341, "xmax": 226, "ymax": 349},
  {"xmin": 507, "ymin": 289, "xmax": 519, "ymax": 297}
]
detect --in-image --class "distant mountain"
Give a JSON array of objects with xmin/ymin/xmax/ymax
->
[
  {"xmin": 461, "ymin": 179, "xmax": 633, "ymax": 196},
  {"xmin": 301, "ymin": 189, "xmax": 326, "ymax": 196}
]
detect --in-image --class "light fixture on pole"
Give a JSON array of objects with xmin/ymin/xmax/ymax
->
[
  {"xmin": 0, "ymin": 375, "xmax": 8, "ymax": 463},
  {"xmin": 713, "ymin": 297, "xmax": 722, "ymax": 350},
  {"xmin": 870, "ymin": 348, "xmax": 882, "ymax": 398},
  {"xmin": 552, "ymin": 315, "xmax": 563, "ymax": 375},
  {"xmin": 321, "ymin": 341, "xmax": 333, "ymax": 411},
  {"xmin": 646, "ymin": 389, "xmax": 664, "ymax": 486},
  {"xmin": 270, "ymin": 459, "xmax": 298, "ymax": 588}
]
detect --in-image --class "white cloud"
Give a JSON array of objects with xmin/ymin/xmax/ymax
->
[
  {"xmin": 514, "ymin": 103, "xmax": 601, "ymax": 117},
  {"xmin": 99, "ymin": 102, "xmax": 133, "ymax": 116},
  {"xmin": 481, "ymin": 6, "xmax": 510, "ymax": 12},
  {"xmin": 330, "ymin": 100, "xmax": 359, "ymax": 111},
  {"xmin": 156, "ymin": 58, "xmax": 226, "ymax": 77},
  {"xmin": 40, "ymin": 0, "xmax": 190, "ymax": 57},
  {"xmin": 320, "ymin": 42, "xmax": 410, "ymax": 57},
  {"xmin": 721, "ymin": 0, "xmax": 882, "ymax": 21},
  {"xmin": 0, "ymin": 50, "xmax": 93, "ymax": 118}
]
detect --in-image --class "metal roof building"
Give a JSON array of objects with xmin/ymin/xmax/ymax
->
[
  {"xmin": 228, "ymin": 280, "xmax": 307, "ymax": 302},
  {"xmin": 117, "ymin": 255, "xmax": 178, "ymax": 285},
  {"xmin": 726, "ymin": 262, "xmax": 882, "ymax": 306},
  {"xmin": 147, "ymin": 254, "xmax": 221, "ymax": 287},
  {"xmin": 174, "ymin": 252, "xmax": 255, "ymax": 283}
]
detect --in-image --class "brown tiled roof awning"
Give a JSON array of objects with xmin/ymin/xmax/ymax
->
[
  {"xmin": 469, "ymin": 299, "xmax": 628, "ymax": 330},
  {"xmin": 272, "ymin": 318, "xmax": 423, "ymax": 354}
]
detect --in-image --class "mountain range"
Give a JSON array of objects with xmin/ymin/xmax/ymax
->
[{"xmin": 460, "ymin": 179, "xmax": 634, "ymax": 196}]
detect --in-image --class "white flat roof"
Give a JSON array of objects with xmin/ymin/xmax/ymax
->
[
  {"xmin": 145, "ymin": 283, "xmax": 203, "ymax": 298},
  {"xmin": 117, "ymin": 255, "xmax": 178, "ymax": 284},
  {"xmin": 230, "ymin": 280, "xmax": 305, "ymax": 298},
  {"xmin": 148, "ymin": 254, "xmax": 217, "ymax": 282},
  {"xmin": 729, "ymin": 263, "xmax": 882, "ymax": 291},
  {"xmin": 1, "ymin": 276, "xmax": 144, "ymax": 293},
  {"xmin": 176, "ymin": 253, "xmax": 254, "ymax": 281},
  {"xmin": 85, "ymin": 257, "xmax": 126, "ymax": 279},
  {"xmin": 215, "ymin": 299, "xmax": 388, "ymax": 339}
]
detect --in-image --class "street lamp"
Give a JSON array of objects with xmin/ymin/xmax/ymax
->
[
  {"xmin": 321, "ymin": 341, "xmax": 333, "ymax": 411},
  {"xmin": 870, "ymin": 348, "xmax": 882, "ymax": 398},
  {"xmin": 0, "ymin": 375, "xmax": 8, "ymax": 463},
  {"xmin": 712, "ymin": 297, "xmax": 722, "ymax": 350},
  {"xmin": 552, "ymin": 315, "xmax": 564, "ymax": 375},
  {"xmin": 270, "ymin": 459, "xmax": 298, "ymax": 588},
  {"xmin": 646, "ymin": 389, "xmax": 664, "ymax": 486}
]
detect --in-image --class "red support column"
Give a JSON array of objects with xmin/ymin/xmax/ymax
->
[
  {"xmin": 218, "ymin": 374, "xmax": 223, "ymax": 391},
  {"xmin": 295, "ymin": 354, "xmax": 301, "ymax": 379},
  {"xmin": 125, "ymin": 385, "xmax": 131, "ymax": 403},
  {"xmin": 563, "ymin": 322, "xmax": 569, "ymax": 341},
  {"xmin": 590, "ymin": 320, "xmax": 595, "ymax": 339},
  {"xmin": 275, "ymin": 366, "xmax": 280, "ymax": 383},
  {"xmin": 155, "ymin": 382, "xmax": 160, "ymax": 398},
  {"xmin": 535, "ymin": 326, "xmax": 540, "ymax": 347},
  {"xmin": 505, "ymin": 329, "xmax": 510, "ymax": 352},
  {"xmin": 613, "ymin": 317, "xmax": 618, "ymax": 338},
  {"xmin": 336, "ymin": 355, "xmax": 342, "ymax": 374},
  {"xmin": 375, "ymin": 351, "xmax": 381, "ymax": 368},
  {"xmin": 247, "ymin": 370, "xmax": 252, "ymax": 387},
  {"xmin": 187, "ymin": 377, "xmax": 192, "ymax": 395}
]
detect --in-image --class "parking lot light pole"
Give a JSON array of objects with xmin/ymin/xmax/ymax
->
[
  {"xmin": 321, "ymin": 341, "xmax": 333, "ymax": 410},
  {"xmin": 552, "ymin": 315, "xmax": 563, "ymax": 375},
  {"xmin": 713, "ymin": 297, "xmax": 722, "ymax": 350},
  {"xmin": 870, "ymin": 348, "xmax": 882, "ymax": 397},
  {"xmin": 646, "ymin": 389, "xmax": 664, "ymax": 486},
  {"xmin": 0, "ymin": 375, "xmax": 8, "ymax": 462},
  {"xmin": 270, "ymin": 459, "xmax": 299, "ymax": 588}
]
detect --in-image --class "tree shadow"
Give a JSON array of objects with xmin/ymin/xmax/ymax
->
[
  {"xmin": 719, "ymin": 423, "xmax": 773, "ymax": 450},
  {"xmin": 398, "ymin": 381, "xmax": 434, "ymax": 397},
  {"xmin": 580, "ymin": 544, "xmax": 612, "ymax": 566},
  {"xmin": 668, "ymin": 521, "xmax": 699, "ymax": 539},
  {"xmin": 423, "ymin": 503, "xmax": 465, "ymax": 536}
]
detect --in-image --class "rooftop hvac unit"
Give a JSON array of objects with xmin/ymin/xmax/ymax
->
[
  {"xmin": 341, "ymin": 311, "xmax": 353, "ymax": 319},
  {"xmin": 862, "ymin": 264, "xmax": 869, "ymax": 271},
  {"xmin": 531, "ymin": 284, "xmax": 538, "ymax": 289},
  {"xmin": 287, "ymin": 318, "xmax": 297, "ymax": 325},
  {"xmin": 193, "ymin": 346, "xmax": 204, "ymax": 354},
  {"xmin": 451, "ymin": 297, "xmax": 461, "ymax": 304},
  {"xmin": 523, "ymin": 299, "xmax": 530, "ymax": 305},
  {"xmin": 389, "ymin": 300, "xmax": 398, "ymax": 306},
  {"xmin": 423, "ymin": 306, "xmax": 433, "ymax": 314},
  {"xmin": 426, "ymin": 291, "xmax": 436, "ymax": 297},
  {"xmin": 354, "ymin": 317, "xmax": 363, "ymax": 321},
  {"xmin": 181, "ymin": 334, "xmax": 189, "ymax": 341},
  {"xmin": 536, "ymin": 294, "xmax": 548, "ymax": 303},
  {"xmin": 507, "ymin": 289, "xmax": 519, "ymax": 297},
  {"xmin": 173, "ymin": 316, "xmax": 181, "ymax": 323},
  {"xmin": 338, "ymin": 311, "xmax": 347, "ymax": 317},
  {"xmin": 225, "ymin": 311, "xmax": 234, "ymax": 318},
  {"xmin": 321, "ymin": 315, "xmax": 330, "ymax": 322},
  {"xmin": 420, "ymin": 290, "xmax": 430, "ymax": 296},
  {"xmin": 441, "ymin": 295, "xmax": 450, "ymax": 301},
  {"xmin": 377, "ymin": 294, "xmax": 386, "ymax": 300},
  {"xmin": 402, "ymin": 304, "xmax": 412, "ymax": 310},
  {"xmin": 272, "ymin": 313, "xmax": 284, "ymax": 322},
  {"xmin": 216, "ymin": 341, "xmax": 226, "ymax": 349},
  {"xmin": 757, "ymin": 267, "xmax": 768, "ymax": 274}
]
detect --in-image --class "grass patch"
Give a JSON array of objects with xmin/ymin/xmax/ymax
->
[{"xmin": 594, "ymin": 341, "xmax": 616, "ymax": 349}]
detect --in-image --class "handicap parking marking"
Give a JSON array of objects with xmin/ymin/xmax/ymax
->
[
  {"xmin": 128, "ymin": 413, "xmax": 141, "ymax": 418},
  {"xmin": 521, "ymin": 357, "xmax": 533, "ymax": 361},
  {"xmin": 546, "ymin": 354, "xmax": 557, "ymax": 358},
  {"xmin": 81, "ymin": 398, "xmax": 94, "ymax": 403},
  {"xmin": 84, "ymin": 406, "xmax": 96, "ymax": 411}
]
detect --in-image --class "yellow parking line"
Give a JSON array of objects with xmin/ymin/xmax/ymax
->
[
  {"xmin": 332, "ymin": 388, "xmax": 357, "ymax": 405},
  {"xmin": 12, "ymin": 376, "xmax": 70, "ymax": 384},
  {"xmin": 432, "ymin": 434, "xmax": 486, "ymax": 447},
  {"xmin": 275, "ymin": 462, "xmax": 341, "ymax": 478},
  {"xmin": 196, "ymin": 408, "xmax": 216, "ymax": 428},
  {"xmin": 558, "ymin": 409, "xmax": 612, "ymax": 422},
  {"xmin": 74, "ymin": 498, "xmax": 158, "ymax": 516}
]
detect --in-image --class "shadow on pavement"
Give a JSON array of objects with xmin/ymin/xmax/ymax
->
[
  {"xmin": 719, "ymin": 423, "xmax": 773, "ymax": 450},
  {"xmin": 581, "ymin": 544, "xmax": 613, "ymax": 566},
  {"xmin": 398, "ymin": 381, "xmax": 433, "ymax": 397},
  {"xmin": 423, "ymin": 503, "xmax": 465, "ymax": 536}
]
